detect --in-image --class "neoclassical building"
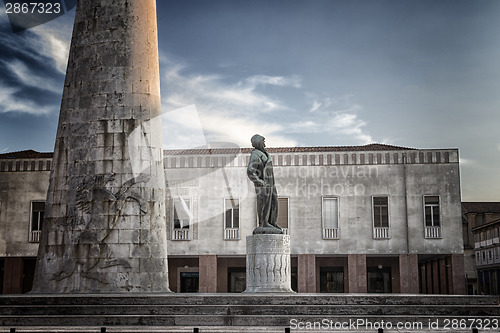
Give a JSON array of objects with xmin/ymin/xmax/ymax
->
[{"xmin": 0, "ymin": 144, "xmax": 465, "ymax": 294}]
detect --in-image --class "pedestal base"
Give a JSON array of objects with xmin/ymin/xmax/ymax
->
[{"xmin": 245, "ymin": 234, "xmax": 293, "ymax": 293}]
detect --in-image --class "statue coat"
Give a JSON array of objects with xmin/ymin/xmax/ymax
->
[{"xmin": 247, "ymin": 148, "xmax": 279, "ymax": 227}]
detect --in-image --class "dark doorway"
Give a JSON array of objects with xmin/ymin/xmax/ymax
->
[
  {"xmin": 227, "ymin": 267, "xmax": 246, "ymax": 293},
  {"xmin": 180, "ymin": 272, "xmax": 199, "ymax": 293},
  {"xmin": 23, "ymin": 258, "xmax": 37, "ymax": 293},
  {"xmin": 367, "ymin": 266, "xmax": 392, "ymax": 293},
  {"xmin": 320, "ymin": 267, "xmax": 344, "ymax": 293}
]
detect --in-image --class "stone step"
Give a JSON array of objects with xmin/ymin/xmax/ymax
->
[
  {"xmin": 1, "ymin": 294, "xmax": 498, "ymax": 306},
  {"xmin": 1, "ymin": 304, "xmax": 498, "ymax": 316},
  {"xmin": 2, "ymin": 314, "xmax": 499, "ymax": 327},
  {"xmin": 0, "ymin": 327, "xmax": 487, "ymax": 333},
  {"xmin": 0, "ymin": 294, "xmax": 498, "ymax": 330}
]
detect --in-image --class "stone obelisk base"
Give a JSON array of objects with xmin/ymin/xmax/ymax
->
[{"xmin": 245, "ymin": 234, "xmax": 293, "ymax": 293}]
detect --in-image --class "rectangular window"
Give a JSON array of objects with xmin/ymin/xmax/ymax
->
[
  {"xmin": 373, "ymin": 197, "xmax": 390, "ymax": 239},
  {"xmin": 424, "ymin": 196, "xmax": 441, "ymax": 238},
  {"xmin": 476, "ymin": 251, "xmax": 481, "ymax": 265},
  {"xmin": 373, "ymin": 197, "xmax": 389, "ymax": 228},
  {"xmin": 174, "ymin": 198, "xmax": 191, "ymax": 229},
  {"xmin": 424, "ymin": 196, "xmax": 440, "ymax": 227},
  {"xmin": 224, "ymin": 199, "xmax": 240, "ymax": 240},
  {"xmin": 322, "ymin": 197, "xmax": 339, "ymax": 239},
  {"xmin": 172, "ymin": 198, "xmax": 191, "ymax": 240},
  {"xmin": 277, "ymin": 198, "xmax": 289, "ymax": 234},
  {"xmin": 29, "ymin": 201, "xmax": 44, "ymax": 242}
]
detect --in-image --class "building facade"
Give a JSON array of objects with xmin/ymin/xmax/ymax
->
[
  {"xmin": 0, "ymin": 144, "xmax": 466, "ymax": 294},
  {"xmin": 462, "ymin": 202, "xmax": 500, "ymax": 295}
]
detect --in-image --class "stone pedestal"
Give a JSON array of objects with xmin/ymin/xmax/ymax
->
[{"xmin": 245, "ymin": 234, "xmax": 293, "ymax": 293}]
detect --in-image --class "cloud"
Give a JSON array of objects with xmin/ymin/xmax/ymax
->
[
  {"xmin": 160, "ymin": 56, "xmax": 298, "ymax": 148},
  {"xmin": 0, "ymin": 14, "xmax": 72, "ymax": 115},
  {"xmin": 2, "ymin": 59, "xmax": 61, "ymax": 93},
  {"xmin": 289, "ymin": 94, "xmax": 374, "ymax": 144},
  {"xmin": 162, "ymin": 59, "xmax": 297, "ymax": 114},
  {"xmin": 0, "ymin": 83, "xmax": 54, "ymax": 115},
  {"xmin": 329, "ymin": 113, "xmax": 373, "ymax": 144},
  {"xmin": 244, "ymin": 74, "xmax": 302, "ymax": 89},
  {"xmin": 459, "ymin": 157, "xmax": 476, "ymax": 166},
  {"xmin": 31, "ymin": 26, "xmax": 71, "ymax": 74},
  {"xmin": 309, "ymin": 100, "xmax": 322, "ymax": 112}
]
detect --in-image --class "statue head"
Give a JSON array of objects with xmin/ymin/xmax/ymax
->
[{"xmin": 251, "ymin": 134, "xmax": 265, "ymax": 150}]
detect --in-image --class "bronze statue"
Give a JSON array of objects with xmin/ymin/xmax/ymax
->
[{"xmin": 247, "ymin": 134, "xmax": 282, "ymax": 234}]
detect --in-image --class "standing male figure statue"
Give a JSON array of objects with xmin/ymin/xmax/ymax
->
[{"xmin": 247, "ymin": 134, "xmax": 283, "ymax": 234}]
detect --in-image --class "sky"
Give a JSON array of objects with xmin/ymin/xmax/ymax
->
[{"xmin": 0, "ymin": 0, "xmax": 499, "ymax": 201}]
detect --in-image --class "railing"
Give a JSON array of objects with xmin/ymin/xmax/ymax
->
[
  {"xmin": 425, "ymin": 226, "xmax": 442, "ymax": 239},
  {"xmin": 224, "ymin": 228, "xmax": 240, "ymax": 240},
  {"xmin": 373, "ymin": 227, "xmax": 390, "ymax": 239},
  {"xmin": 172, "ymin": 228, "xmax": 190, "ymax": 241},
  {"xmin": 322, "ymin": 228, "xmax": 339, "ymax": 240},
  {"xmin": 29, "ymin": 230, "xmax": 41, "ymax": 243}
]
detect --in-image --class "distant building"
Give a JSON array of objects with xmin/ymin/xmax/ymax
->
[
  {"xmin": 462, "ymin": 202, "xmax": 500, "ymax": 295},
  {"xmin": 0, "ymin": 144, "xmax": 466, "ymax": 294}
]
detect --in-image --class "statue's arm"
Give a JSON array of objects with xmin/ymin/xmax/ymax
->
[{"xmin": 247, "ymin": 153, "xmax": 266, "ymax": 187}]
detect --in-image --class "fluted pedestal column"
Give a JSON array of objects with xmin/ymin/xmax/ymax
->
[{"xmin": 245, "ymin": 234, "xmax": 293, "ymax": 293}]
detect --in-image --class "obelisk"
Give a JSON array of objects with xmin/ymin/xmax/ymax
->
[{"xmin": 32, "ymin": 0, "xmax": 170, "ymax": 293}]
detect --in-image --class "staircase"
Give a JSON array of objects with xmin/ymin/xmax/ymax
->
[{"xmin": 0, "ymin": 294, "xmax": 498, "ymax": 332}]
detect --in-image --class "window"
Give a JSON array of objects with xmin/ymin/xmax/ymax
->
[
  {"xmin": 373, "ymin": 197, "xmax": 389, "ymax": 228},
  {"xmin": 277, "ymin": 198, "xmax": 289, "ymax": 234},
  {"xmin": 322, "ymin": 197, "xmax": 339, "ymax": 239},
  {"xmin": 224, "ymin": 198, "xmax": 240, "ymax": 240},
  {"xmin": 29, "ymin": 201, "xmax": 44, "ymax": 242},
  {"xmin": 373, "ymin": 197, "xmax": 389, "ymax": 239},
  {"xmin": 424, "ymin": 196, "xmax": 441, "ymax": 238},
  {"xmin": 172, "ymin": 198, "xmax": 191, "ymax": 240},
  {"xmin": 424, "ymin": 196, "xmax": 440, "ymax": 227}
]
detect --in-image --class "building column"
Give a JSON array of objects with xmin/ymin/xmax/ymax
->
[
  {"xmin": 348, "ymin": 254, "xmax": 366, "ymax": 293},
  {"xmin": 399, "ymin": 254, "xmax": 419, "ymax": 293},
  {"xmin": 450, "ymin": 254, "xmax": 466, "ymax": 295},
  {"xmin": 3, "ymin": 257, "xmax": 23, "ymax": 294},
  {"xmin": 297, "ymin": 254, "xmax": 316, "ymax": 293},
  {"xmin": 199, "ymin": 255, "xmax": 217, "ymax": 293}
]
